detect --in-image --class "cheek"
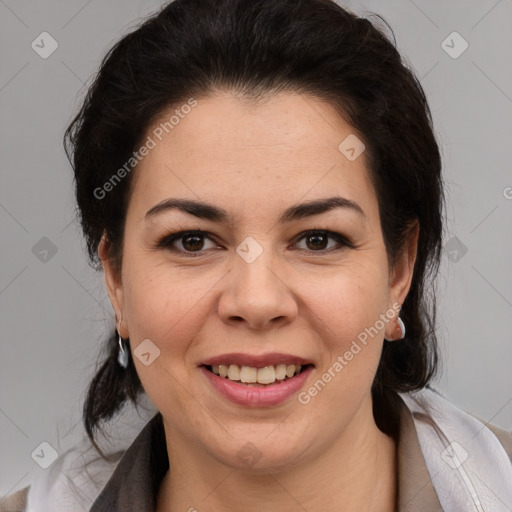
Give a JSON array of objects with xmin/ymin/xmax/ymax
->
[
  {"xmin": 298, "ymin": 267, "xmax": 390, "ymax": 412},
  {"xmin": 301, "ymin": 262, "xmax": 390, "ymax": 343},
  {"xmin": 121, "ymin": 257, "xmax": 217, "ymax": 356},
  {"xmin": 121, "ymin": 261, "xmax": 218, "ymax": 412}
]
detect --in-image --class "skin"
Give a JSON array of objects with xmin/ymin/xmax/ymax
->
[{"xmin": 99, "ymin": 90, "xmax": 418, "ymax": 511}]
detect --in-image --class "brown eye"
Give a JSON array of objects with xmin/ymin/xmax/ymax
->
[
  {"xmin": 294, "ymin": 230, "xmax": 353, "ymax": 252},
  {"xmin": 157, "ymin": 230, "xmax": 218, "ymax": 256},
  {"xmin": 181, "ymin": 234, "xmax": 205, "ymax": 251},
  {"xmin": 305, "ymin": 233, "xmax": 329, "ymax": 250}
]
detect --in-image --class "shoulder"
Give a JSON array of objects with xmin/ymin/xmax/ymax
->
[
  {"xmin": 475, "ymin": 418, "xmax": 512, "ymax": 461},
  {"xmin": 400, "ymin": 387, "xmax": 512, "ymax": 456},
  {"xmin": 0, "ymin": 487, "xmax": 29, "ymax": 512},
  {"xmin": 398, "ymin": 387, "xmax": 512, "ymax": 508},
  {"xmin": 1, "ymin": 445, "xmax": 124, "ymax": 512},
  {"xmin": 435, "ymin": 388, "xmax": 510, "ymax": 458},
  {"xmin": 33, "ymin": 446, "xmax": 123, "ymax": 511}
]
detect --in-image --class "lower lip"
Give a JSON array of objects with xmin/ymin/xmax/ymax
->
[{"xmin": 200, "ymin": 366, "xmax": 314, "ymax": 407}]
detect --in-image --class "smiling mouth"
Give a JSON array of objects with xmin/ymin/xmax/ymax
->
[{"xmin": 203, "ymin": 363, "xmax": 313, "ymax": 387}]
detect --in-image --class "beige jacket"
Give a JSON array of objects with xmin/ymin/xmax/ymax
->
[{"xmin": 1, "ymin": 389, "xmax": 511, "ymax": 511}]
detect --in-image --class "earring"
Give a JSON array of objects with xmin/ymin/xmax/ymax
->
[
  {"xmin": 385, "ymin": 317, "xmax": 406, "ymax": 342},
  {"xmin": 117, "ymin": 318, "xmax": 129, "ymax": 369}
]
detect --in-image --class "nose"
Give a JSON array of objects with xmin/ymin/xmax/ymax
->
[{"xmin": 217, "ymin": 250, "xmax": 298, "ymax": 330}]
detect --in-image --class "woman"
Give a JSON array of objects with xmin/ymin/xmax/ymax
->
[{"xmin": 2, "ymin": 0, "xmax": 511, "ymax": 510}]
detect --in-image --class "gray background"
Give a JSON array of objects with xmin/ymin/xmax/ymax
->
[{"xmin": 1, "ymin": 0, "xmax": 511, "ymax": 498}]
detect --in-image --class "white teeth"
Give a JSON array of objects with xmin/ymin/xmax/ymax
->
[
  {"xmin": 286, "ymin": 365, "xmax": 296, "ymax": 378},
  {"xmin": 275, "ymin": 364, "xmax": 287, "ymax": 380},
  {"xmin": 209, "ymin": 363, "xmax": 304, "ymax": 384},
  {"xmin": 227, "ymin": 365, "xmax": 240, "ymax": 380},
  {"xmin": 240, "ymin": 366, "xmax": 257, "ymax": 383},
  {"xmin": 257, "ymin": 366, "xmax": 276, "ymax": 384}
]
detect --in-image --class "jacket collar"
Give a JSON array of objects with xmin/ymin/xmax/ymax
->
[
  {"xmin": 396, "ymin": 393, "xmax": 443, "ymax": 511},
  {"xmin": 90, "ymin": 412, "xmax": 168, "ymax": 511}
]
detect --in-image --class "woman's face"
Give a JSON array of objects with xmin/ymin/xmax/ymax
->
[{"xmin": 102, "ymin": 90, "xmax": 416, "ymax": 471}]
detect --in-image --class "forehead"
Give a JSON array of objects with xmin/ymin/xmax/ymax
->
[{"xmin": 128, "ymin": 91, "xmax": 377, "ymax": 222}]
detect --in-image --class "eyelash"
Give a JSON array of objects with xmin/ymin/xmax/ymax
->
[{"xmin": 156, "ymin": 229, "xmax": 354, "ymax": 256}]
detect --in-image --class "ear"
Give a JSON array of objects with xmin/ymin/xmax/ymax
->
[
  {"xmin": 384, "ymin": 222, "xmax": 419, "ymax": 339},
  {"xmin": 98, "ymin": 233, "xmax": 128, "ymax": 338}
]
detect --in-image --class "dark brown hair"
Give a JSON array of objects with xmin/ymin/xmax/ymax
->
[{"xmin": 64, "ymin": 0, "xmax": 443, "ymax": 456}]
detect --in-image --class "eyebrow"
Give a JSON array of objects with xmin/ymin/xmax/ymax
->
[{"xmin": 145, "ymin": 196, "xmax": 365, "ymax": 223}]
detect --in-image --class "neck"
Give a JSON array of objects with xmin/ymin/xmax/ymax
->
[{"xmin": 156, "ymin": 399, "xmax": 397, "ymax": 512}]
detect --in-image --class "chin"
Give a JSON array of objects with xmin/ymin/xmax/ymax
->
[{"xmin": 202, "ymin": 426, "xmax": 311, "ymax": 473}]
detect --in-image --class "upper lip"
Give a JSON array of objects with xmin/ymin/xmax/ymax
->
[{"xmin": 200, "ymin": 352, "xmax": 314, "ymax": 368}]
